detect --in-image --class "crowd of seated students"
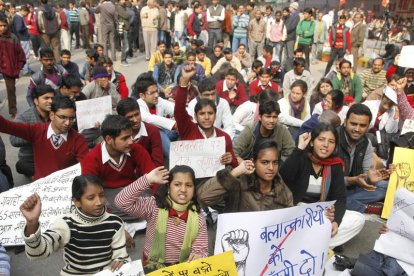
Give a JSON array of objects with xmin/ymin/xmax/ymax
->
[{"xmin": 2, "ymin": 4, "xmax": 414, "ymax": 274}]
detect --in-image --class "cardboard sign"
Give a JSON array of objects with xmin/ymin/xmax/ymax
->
[
  {"xmin": 76, "ymin": 96, "xmax": 112, "ymax": 132},
  {"xmin": 0, "ymin": 164, "xmax": 81, "ymax": 246},
  {"xmin": 94, "ymin": 260, "xmax": 145, "ymax": 276},
  {"xmin": 147, "ymin": 251, "xmax": 237, "ymax": 276},
  {"xmin": 214, "ymin": 202, "xmax": 334, "ymax": 276},
  {"xmin": 169, "ymin": 137, "xmax": 225, "ymax": 178}
]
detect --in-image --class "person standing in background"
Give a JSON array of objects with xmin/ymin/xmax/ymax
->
[
  {"xmin": 140, "ymin": 0, "xmax": 159, "ymax": 61},
  {"xmin": 296, "ymin": 8, "xmax": 315, "ymax": 71},
  {"xmin": 207, "ymin": 0, "xmax": 225, "ymax": 48},
  {"xmin": 78, "ymin": 1, "xmax": 90, "ymax": 49},
  {"xmin": 57, "ymin": 4, "xmax": 70, "ymax": 51},
  {"xmin": 68, "ymin": 2, "xmax": 80, "ymax": 49},
  {"xmin": 12, "ymin": 6, "xmax": 32, "ymax": 76},
  {"xmin": 95, "ymin": 0, "xmax": 117, "ymax": 61},
  {"xmin": 25, "ymin": 3, "xmax": 41, "ymax": 59},
  {"xmin": 350, "ymin": 12, "xmax": 366, "ymax": 73},
  {"xmin": 156, "ymin": 0, "xmax": 168, "ymax": 44},
  {"xmin": 311, "ymin": 12, "xmax": 327, "ymax": 65},
  {"xmin": 248, "ymin": 10, "xmax": 266, "ymax": 59}
]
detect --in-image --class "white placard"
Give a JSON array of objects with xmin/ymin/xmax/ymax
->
[
  {"xmin": 93, "ymin": 260, "xmax": 145, "ymax": 276},
  {"xmin": 214, "ymin": 201, "xmax": 334, "ymax": 276},
  {"xmin": 76, "ymin": 96, "xmax": 112, "ymax": 132},
  {"xmin": 401, "ymin": 119, "xmax": 414, "ymax": 136},
  {"xmin": 398, "ymin": 46, "xmax": 414, "ymax": 68},
  {"xmin": 0, "ymin": 164, "xmax": 81, "ymax": 246},
  {"xmin": 169, "ymin": 137, "xmax": 225, "ymax": 178},
  {"xmin": 374, "ymin": 189, "xmax": 414, "ymax": 268}
]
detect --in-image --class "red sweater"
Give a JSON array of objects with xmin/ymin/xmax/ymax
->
[
  {"xmin": 81, "ymin": 142, "xmax": 155, "ymax": 189},
  {"xmin": 329, "ymin": 24, "xmax": 351, "ymax": 52},
  {"xmin": 174, "ymin": 86, "xmax": 238, "ymax": 168},
  {"xmin": 134, "ymin": 122, "xmax": 164, "ymax": 167},
  {"xmin": 249, "ymin": 79, "xmax": 279, "ymax": 96},
  {"xmin": 0, "ymin": 31, "xmax": 26, "ymax": 78},
  {"xmin": 0, "ymin": 116, "xmax": 88, "ymax": 180},
  {"xmin": 215, "ymin": 80, "xmax": 248, "ymax": 107}
]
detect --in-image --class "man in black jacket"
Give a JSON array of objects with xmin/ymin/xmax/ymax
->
[
  {"xmin": 337, "ymin": 104, "xmax": 394, "ymax": 214},
  {"xmin": 281, "ymin": 3, "xmax": 299, "ymax": 72}
]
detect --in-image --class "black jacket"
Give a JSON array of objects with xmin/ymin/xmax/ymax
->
[{"xmin": 280, "ymin": 148, "xmax": 346, "ymax": 225}]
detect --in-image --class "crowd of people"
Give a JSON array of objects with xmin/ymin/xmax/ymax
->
[{"xmin": 1, "ymin": 0, "xmax": 414, "ymax": 275}]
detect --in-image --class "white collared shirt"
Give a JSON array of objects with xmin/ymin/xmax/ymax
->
[
  {"xmin": 223, "ymin": 80, "xmax": 237, "ymax": 93},
  {"xmin": 101, "ymin": 141, "xmax": 131, "ymax": 166},
  {"xmin": 133, "ymin": 122, "xmax": 148, "ymax": 141},
  {"xmin": 198, "ymin": 126, "xmax": 217, "ymax": 139},
  {"xmin": 258, "ymin": 80, "xmax": 273, "ymax": 88},
  {"xmin": 47, "ymin": 124, "xmax": 68, "ymax": 141}
]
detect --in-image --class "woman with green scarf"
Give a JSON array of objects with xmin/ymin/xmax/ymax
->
[{"xmin": 115, "ymin": 165, "xmax": 208, "ymax": 272}]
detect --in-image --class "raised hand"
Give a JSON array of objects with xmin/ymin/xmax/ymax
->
[
  {"xmin": 20, "ymin": 193, "xmax": 42, "ymax": 236},
  {"xmin": 20, "ymin": 193, "xmax": 42, "ymax": 224},
  {"xmin": 298, "ymin": 132, "xmax": 311, "ymax": 150},
  {"xmin": 146, "ymin": 166, "xmax": 169, "ymax": 184},
  {"xmin": 181, "ymin": 64, "xmax": 197, "ymax": 81},
  {"xmin": 221, "ymin": 229, "xmax": 250, "ymax": 263}
]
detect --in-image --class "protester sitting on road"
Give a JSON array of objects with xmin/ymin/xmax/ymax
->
[
  {"xmin": 0, "ymin": 96, "xmax": 88, "ymax": 180},
  {"xmin": 309, "ymin": 78, "xmax": 333, "ymax": 112},
  {"xmin": 280, "ymin": 123, "xmax": 365, "ymax": 248},
  {"xmin": 10, "ymin": 85, "xmax": 54, "ymax": 179},
  {"xmin": 198, "ymin": 139, "xmax": 294, "ymax": 212},
  {"xmin": 20, "ymin": 175, "xmax": 130, "ymax": 275},
  {"xmin": 115, "ymin": 165, "xmax": 208, "ymax": 272}
]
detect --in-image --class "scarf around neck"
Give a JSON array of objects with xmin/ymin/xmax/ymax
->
[
  {"xmin": 287, "ymin": 93, "xmax": 306, "ymax": 119},
  {"xmin": 308, "ymin": 153, "xmax": 345, "ymax": 201},
  {"xmin": 146, "ymin": 198, "xmax": 199, "ymax": 270}
]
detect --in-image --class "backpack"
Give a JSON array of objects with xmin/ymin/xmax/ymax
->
[{"xmin": 40, "ymin": 9, "xmax": 60, "ymax": 36}]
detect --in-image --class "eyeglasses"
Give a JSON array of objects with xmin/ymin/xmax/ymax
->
[{"xmin": 55, "ymin": 114, "xmax": 76, "ymax": 122}]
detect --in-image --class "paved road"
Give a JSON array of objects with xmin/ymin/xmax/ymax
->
[{"xmin": 1, "ymin": 48, "xmax": 383, "ymax": 275}]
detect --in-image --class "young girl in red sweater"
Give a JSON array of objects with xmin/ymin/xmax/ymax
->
[{"xmin": 115, "ymin": 165, "xmax": 208, "ymax": 272}]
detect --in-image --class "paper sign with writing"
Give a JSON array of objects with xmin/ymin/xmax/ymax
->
[
  {"xmin": 374, "ymin": 188, "xmax": 414, "ymax": 270},
  {"xmin": 0, "ymin": 164, "xmax": 81, "ymax": 247},
  {"xmin": 94, "ymin": 260, "xmax": 145, "ymax": 276},
  {"xmin": 147, "ymin": 251, "xmax": 237, "ymax": 276},
  {"xmin": 214, "ymin": 202, "xmax": 334, "ymax": 276},
  {"xmin": 382, "ymin": 147, "xmax": 414, "ymax": 219},
  {"xmin": 169, "ymin": 137, "xmax": 225, "ymax": 178},
  {"xmin": 76, "ymin": 96, "xmax": 112, "ymax": 132},
  {"xmin": 398, "ymin": 46, "xmax": 414, "ymax": 68}
]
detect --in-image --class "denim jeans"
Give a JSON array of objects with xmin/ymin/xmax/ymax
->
[
  {"xmin": 174, "ymin": 31, "xmax": 185, "ymax": 48},
  {"xmin": 232, "ymin": 36, "xmax": 247, "ymax": 53},
  {"xmin": 20, "ymin": 40, "xmax": 31, "ymax": 74},
  {"xmin": 158, "ymin": 30, "xmax": 167, "ymax": 42},
  {"xmin": 0, "ymin": 245, "xmax": 10, "ymax": 276},
  {"xmin": 352, "ymin": 251, "xmax": 407, "ymax": 276},
  {"xmin": 159, "ymin": 129, "xmax": 178, "ymax": 160},
  {"xmin": 120, "ymin": 32, "xmax": 129, "ymax": 62},
  {"xmin": 268, "ymin": 41, "xmax": 282, "ymax": 63},
  {"xmin": 346, "ymin": 180, "xmax": 388, "ymax": 213}
]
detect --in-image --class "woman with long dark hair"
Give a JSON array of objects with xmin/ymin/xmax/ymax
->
[{"xmin": 279, "ymin": 123, "xmax": 365, "ymax": 247}]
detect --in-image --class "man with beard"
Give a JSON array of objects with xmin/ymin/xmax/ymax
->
[
  {"xmin": 116, "ymin": 98, "xmax": 163, "ymax": 166},
  {"xmin": 10, "ymin": 85, "xmax": 54, "ymax": 178},
  {"xmin": 153, "ymin": 49, "xmax": 177, "ymax": 98},
  {"xmin": 0, "ymin": 96, "xmax": 88, "ymax": 180},
  {"xmin": 337, "ymin": 104, "xmax": 394, "ymax": 214},
  {"xmin": 332, "ymin": 59, "xmax": 363, "ymax": 103},
  {"xmin": 27, "ymin": 48, "xmax": 68, "ymax": 107},
  {"xmin": 174, "ymin": 65, "xmax": 239, "ymax": 168},
  {"xmin": 360, "ymin": 57, "xmax": 387, "ymax": 99}
]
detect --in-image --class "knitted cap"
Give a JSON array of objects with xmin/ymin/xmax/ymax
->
[
  {"xmin": 93, "ymin": 66, "xmax": 109, "ymax": 79},
  {"xmin": 290, "ymin": 2, "xmax": 299, "ymax": 10}
]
